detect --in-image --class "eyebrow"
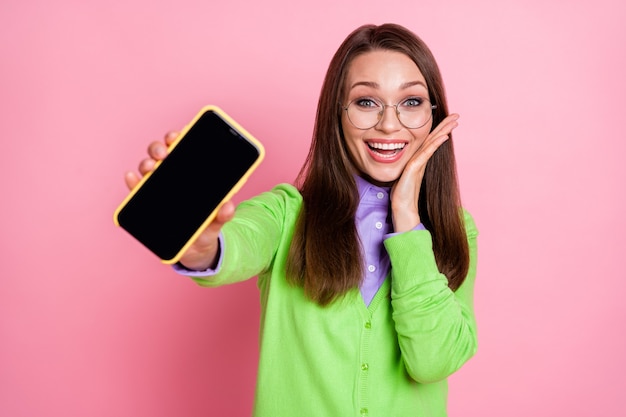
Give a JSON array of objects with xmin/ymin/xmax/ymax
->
[{"xmin": 350, "ymin": 80, "xmax": 427, "ymax": 90}]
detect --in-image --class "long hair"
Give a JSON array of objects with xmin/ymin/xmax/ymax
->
[{"xmin": 286, "ymin": 23, "xmax": 470, "ymax": 306}]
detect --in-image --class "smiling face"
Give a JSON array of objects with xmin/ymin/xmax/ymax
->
[{"xmin": 341, "ymin": 50, "xmax": 433, "ymax": 186}]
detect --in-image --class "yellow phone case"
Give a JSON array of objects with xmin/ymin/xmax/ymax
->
[{"xmin": 113, "ymin": 105, "xmax": 265, "ymax": 264}]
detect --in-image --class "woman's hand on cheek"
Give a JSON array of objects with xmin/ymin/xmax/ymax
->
[{"xmin": 390, "ymin": 113, "xmax": 459, "ymax": 232}]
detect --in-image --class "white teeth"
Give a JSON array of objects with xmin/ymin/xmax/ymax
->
[{"xmin": 368, "ymin": 142, "xmax": 406, "ymax": 150}]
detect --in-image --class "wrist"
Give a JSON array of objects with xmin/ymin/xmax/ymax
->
[
  {"xmin": 179, "ymin": 242, "xmax": 220, "ymax": 271},
  {"xmin": 392, "ymin": 210, "xmax": 420, "ymax": 233}
]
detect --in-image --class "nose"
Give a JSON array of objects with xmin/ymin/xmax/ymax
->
[{"xmin": 376, "ymin": 104, "xmax": 402, "ymax": 132}]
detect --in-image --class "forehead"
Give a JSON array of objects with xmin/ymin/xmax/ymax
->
[{"xmin": 345, "ymin": 50, "xmax": 427, "ymax": 87}]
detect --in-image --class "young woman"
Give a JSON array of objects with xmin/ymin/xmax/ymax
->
[{"xmin": 126, "ymin": 23, "xmax": 478, "ymax": 417}]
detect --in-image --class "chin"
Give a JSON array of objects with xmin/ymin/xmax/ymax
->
[{"xmin": 361, "ymin": 170, "xmax": 401, "ymax": 187}]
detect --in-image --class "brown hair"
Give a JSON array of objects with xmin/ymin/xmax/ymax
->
[{"xmin": 286, "ymin": 23, "xmax": 470, "ymax": 306}]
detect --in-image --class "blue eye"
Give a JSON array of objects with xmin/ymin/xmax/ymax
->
[
  {"xmin": 354, "ymin": 98, "xmax": 381, "ymax": 109},
  {"xmin": 402, "ymin": 97, "xmax": 425, "ymax": 107}
]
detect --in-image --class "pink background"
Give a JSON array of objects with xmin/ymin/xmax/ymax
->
[{"xmin": 1, "ymin": 0, "xmax": 625, "ymax": 415}]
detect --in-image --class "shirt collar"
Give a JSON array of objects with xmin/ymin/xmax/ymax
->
[{"xmin": 354, "ymin": 175, "xmax": 391, "ymax": 204}]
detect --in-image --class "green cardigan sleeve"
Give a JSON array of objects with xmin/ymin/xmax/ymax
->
[
  {"xmin": 191, "ymin": 184, "xmax": 301, "ymax": 288},
  {"xmin": 384, "ymin": 210, "xmax": 479, "ymax": 383}
]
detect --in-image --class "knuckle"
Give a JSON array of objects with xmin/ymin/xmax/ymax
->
[
  {"xmin": 138, "ymin": 158, "xmax": 154, "ymax": 174},
  {"xmin": 148, "ymin": 141, "xmax": 161, "ymax": 155}
]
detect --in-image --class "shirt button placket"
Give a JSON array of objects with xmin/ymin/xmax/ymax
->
[{"xmin": 359, "ymin": 319, "xmax": 372, "ymax": 416}]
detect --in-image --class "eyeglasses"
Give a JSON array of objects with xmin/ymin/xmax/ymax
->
[{"xmin": 342, "ymin": 97, "xmax": 437, "ymax": 130}]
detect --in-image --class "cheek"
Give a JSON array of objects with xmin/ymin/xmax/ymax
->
[
  {"xmin": 341, "ymin": 118, "xmax": 361, "ymax": 157},
  {"xmin": 409, "ymin": 123, "xmax": 433, "ymax": 148},
  {"xmin": 341, "ymin": 113, "xmax": 354, "ymax": 141}
]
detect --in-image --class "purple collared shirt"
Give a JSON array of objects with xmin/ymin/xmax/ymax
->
[
  {"xmin": 353, "ymin": 176, "xmax": 425, "ymax": 305},
  {"xmin": 175, "ymin": 176, "xmax": 424, "ymax": 306},
  {"xmin": 354, "ymin": 175, "xmax": 393, "ymax": 305}
]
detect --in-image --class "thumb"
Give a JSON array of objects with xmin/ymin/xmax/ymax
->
[{"xmin": 215, "ymin": 200, "xmax": 236, "ymax": 225}]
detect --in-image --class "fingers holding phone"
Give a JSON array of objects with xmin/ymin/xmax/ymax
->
[
  {"xmin": 125, "ymin": 131, "xmax": 179, "ymax": 190},
  {"xmin": 115, "ymin": 106, "xmax": 265, "ymax": 265},
  {"xmin": 123, "ymin": 130, "xmax": 235, "ymax": 269},
  {"xmin": 177, "ymin": 199, "xmax": 236, "ymax": 271}
]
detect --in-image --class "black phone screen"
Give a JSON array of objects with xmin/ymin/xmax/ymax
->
[{"xmin": 116, "ymin": 110, "xmax": 261, "ymax": 261}]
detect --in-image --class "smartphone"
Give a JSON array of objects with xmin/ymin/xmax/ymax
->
[{"xmin": 113, "ymin": 105, "xmax": 265, "ymax": 264}]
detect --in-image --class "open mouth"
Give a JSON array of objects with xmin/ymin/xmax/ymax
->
[{"xmin": 366, "ymin": 141, "xmax": 407, "ymax": 159}]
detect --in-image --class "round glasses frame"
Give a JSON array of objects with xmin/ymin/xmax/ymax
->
[{"xmin": 342, "ymin": 97, "xmax": 437, "ymax": 130}]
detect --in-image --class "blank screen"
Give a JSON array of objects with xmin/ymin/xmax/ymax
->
[{"xmin": 117, "ymin": 110, "xmax": 261, "ymax": 261}]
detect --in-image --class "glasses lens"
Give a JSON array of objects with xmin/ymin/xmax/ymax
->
[
  {"xmin": 397, "ymin": 98, "xmax": 434, "ymax": 129},
  {"xmin": 346, "ymin": 98, "xmax": 434, "ymax": 129},
  {"xmin": 346, "ymin": 99, "xmax": 381, "ymax": 129}
]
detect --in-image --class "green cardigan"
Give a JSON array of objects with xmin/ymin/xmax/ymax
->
[{"xmin": 192, "ymin": 184, "xmax": 478, "ymax": 417}]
